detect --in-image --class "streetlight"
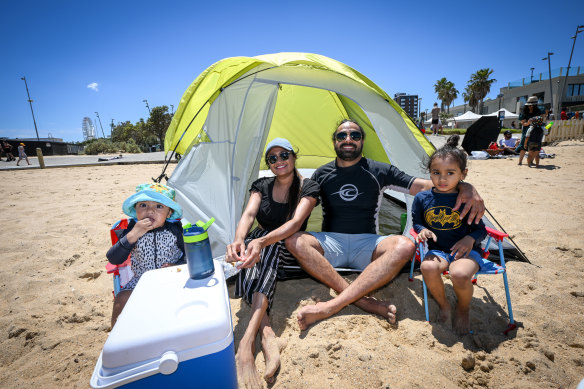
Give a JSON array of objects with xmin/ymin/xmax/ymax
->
[
  {"xmin": 95, "ymin": 111, "xmax": 105, "ymax": 138},
  {"xmin": 530, "ymin": 67, "xmax": 535, "ymax": 83},
  {"xmin": 542, "ymin": 52, "xmax": 554, "ymax": 114},
  {"xmin": 20, "ymin": 76, "xmax": 40, "ymax": 141},
  {"xmin": 143, "ymin": 99, "xmax": 151, "ymax": 114},
  {"xmin": 170, "ymin": 104, "xmax": 174, "ymax": 115},
  {"xmin": 110, "ymin": 119, "xmax": 114, "ymax": 138},
  {"xmin": 558, "ymin": 25, "xmax": 584, "ymax": 116}
]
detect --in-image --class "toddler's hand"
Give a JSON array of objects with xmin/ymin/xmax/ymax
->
[
  {"xmin": 416, "ymin": 229, "xmax": 437, "ymax": 244},
  {"xmin": 126, "ymin": 219, "xmax": 154, "ymax": 244},
  {"xmin": 450, "ymin": 236, "xmax": 475, "ymax": 260}
]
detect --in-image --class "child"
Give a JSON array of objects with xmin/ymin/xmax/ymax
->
[
  {"xmin": 524, "ymin": 116, "xmax": 544, "ymax": 168},
  {"xmin": 107, "ymin": 183, "xmax": 185, "ymax": 327},
  {"xmin": 412, "ymin": 141, "xmax": 487, "ymax": 335},
  {"xmin": 16, "ymin": 143, "xmax": 31, "ymax": 166}
]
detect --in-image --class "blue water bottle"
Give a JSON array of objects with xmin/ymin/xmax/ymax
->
[{"xmin": 183, "ymin": 218, "xmax": 215, "ymax": 280}]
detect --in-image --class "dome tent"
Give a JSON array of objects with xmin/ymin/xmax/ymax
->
[{"xmin": 163, "ymin": 53, "xmax": 439, "ymax": 257}]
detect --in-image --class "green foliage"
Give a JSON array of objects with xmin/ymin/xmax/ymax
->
[
  {"xmin": 467, "ymin": 69, "xmax": 496, "ymax": 114},
  {"xmin": 434, "ymin": 78, "xmax": 459, "ymax": 113},
  {"xmin": 83, "ymin": 138, "xmax": 142, "ymax": 155},
  {"xmin": 147, "ymin": 106, "xmax": 173, "ymax": 145}
]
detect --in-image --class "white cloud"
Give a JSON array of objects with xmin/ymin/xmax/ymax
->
[{"xmin": 87, "ymin": 82, "xmax": 99, "ymax": 92}]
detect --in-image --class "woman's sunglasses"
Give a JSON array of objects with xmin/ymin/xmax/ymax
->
[
  {"xmin": 267, "ymin": 151, "xmax": 291, "ymax": 165},
  {"xmin": 335, "ymin": 131, "xmax": 363, "ymax": 142}
]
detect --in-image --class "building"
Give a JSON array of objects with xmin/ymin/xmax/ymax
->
[
  {"xmin": 393, "ymin": 93, "xmax": 419, "ymax": 119},
  {"xmin": 448, "ymin": 66, "xmax": 584, "ymax": 119}
]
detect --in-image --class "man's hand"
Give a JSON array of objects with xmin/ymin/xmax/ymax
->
[
  {"xmin": 416, "ymin": 229, "xmax": 437, "ymax": 244},
  {"xmin": 453, "ymin": 182, "xmax": 485, "ymax": 224},
  {"xmin": 450, "ymin": 236, "xmax": 475, "ymax": 260}
]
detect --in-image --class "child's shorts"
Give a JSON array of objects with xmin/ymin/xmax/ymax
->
[
  {"xmin": 528, "ymin": 142, "xmax": 541, "ymax": 152},
  {"xmin": 425, "ymin": 249, "xmax": 483, "ymax": 268}
]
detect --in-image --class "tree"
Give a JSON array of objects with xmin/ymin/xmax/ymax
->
[
  {"xmin": 468, "ymin": 68, "xmax": 496, "ymax": 114},
  {"xmin": 463, "ymin": 85, "xmax": 479, "ymax": 113},
  {"xmin": 147, "ymin": 106, "xmax": 173, "ymax": 146},
  {"xmin": 434, "ymin": 77, "xmax": 449, "ymax": 111},
  {"xmin": 442, "ymin": 81, "xmax": 459, "ymax": 113}
]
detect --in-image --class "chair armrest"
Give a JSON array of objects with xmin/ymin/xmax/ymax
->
[{"xmin": 485, "ymin": 227, "xmax": 508, "ymax": 241}]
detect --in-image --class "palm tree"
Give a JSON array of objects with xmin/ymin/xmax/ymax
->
[
  {"xmin": 468, "ymin": 68, "xmax": 496, "ymax": 114},
  {"xmin": 463, "ymin": 85, "xmax": 479, "ymax": 113},
  {"xmin": 442, "ymin": 81, "xmax": 459, "ymax": 113},
  {"xmin": 434, "ymin": 77, "xmax": 449, "ymax": 111}
]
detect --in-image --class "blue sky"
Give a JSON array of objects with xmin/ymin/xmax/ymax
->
[{"xmin": 1, "ymin": 0, "xmax": 583, "ymax": 142}]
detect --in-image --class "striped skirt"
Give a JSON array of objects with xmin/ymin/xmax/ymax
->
[{"xmin": 235, "ymin": 227, "xmax": 297, "ymax": 311}]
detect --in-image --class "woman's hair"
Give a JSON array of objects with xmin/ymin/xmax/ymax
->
[
  {"xmin": 264, "ymin": 149, "xmax": 302, "ymax": 220},
  {"xmin": 426, "ymin": 137, "xmax": 468, "ymax": 172}
]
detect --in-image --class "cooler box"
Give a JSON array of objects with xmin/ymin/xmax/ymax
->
[{"xmin": 90, "ymin": 261, "xmax": 237, "ymax": 388}]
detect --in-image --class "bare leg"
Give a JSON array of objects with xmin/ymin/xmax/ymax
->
[
  {"xmin": 535, "ymin": 152, "xmax": 540, "ymax": 167},
  {"xmin": 287, "ymin": 233, "xmax": 414, "ymax": 330},
  {"xmin": 518, "ymin": 149, "xmax": 526, "ymax": 165},
  {"xmin": 236, "ymin": 292, "xmax": 267, "ymax": 389},
  {"xmin": 111, "ymin": 289, "xmax": 132, "ymax": 328},
  {"xmin": 260, "ymin": 312, "xmax": 286, "ymax": 384},
  {"xmin": 449, "ymin": 258, "xmax": 479, "ymax": 336},
  {"xmin": 420, "ymin": 255, "xmax": 451, "ymax": 324}
]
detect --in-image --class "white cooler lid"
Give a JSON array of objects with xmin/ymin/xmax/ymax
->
[{"xmin": 101, "ymin": 261, "xmax": 232, "ymax": 371}]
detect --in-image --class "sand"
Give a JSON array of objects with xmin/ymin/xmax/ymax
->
[{"xmin": 0, "ymin": 141, "xmax": 583, "ymax": 389}]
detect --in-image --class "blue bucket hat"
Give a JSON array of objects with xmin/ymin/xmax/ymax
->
[
  {"xmin": 265, "ymin": 138, "xmax": 294, "ymax": 155},
  {"xmin": 122, "ymin": 183, "xmax": 183, "ymax": 220}
]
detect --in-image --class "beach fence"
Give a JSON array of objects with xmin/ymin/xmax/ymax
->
[{"xmin": 547, "ymin": 120, "xmax": 584, "ymax": 142}]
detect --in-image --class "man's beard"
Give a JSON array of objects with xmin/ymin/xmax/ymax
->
[{"xmin": 335, "ymin": 142, "xmax": 363, "ymax": 161}]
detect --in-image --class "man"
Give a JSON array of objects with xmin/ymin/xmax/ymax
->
[
  {"xmin": 498, "ymin": 130, "xmax": 519, "ymax": 155},
  {"xmin": 286, "ymin": 119, "xmax": 485, "ymax": 330},
  {"xmin": 431, "ymin": 103, "xmax": 441, "ymax": 135}
]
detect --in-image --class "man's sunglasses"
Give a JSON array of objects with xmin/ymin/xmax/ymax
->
[
  {"xmin": 335, "ymin": 131, "xmax": 363, "ymax": 142},
  {"xmin": 267, "ymin": 151, "xmax": 291, "ymax": 165}
]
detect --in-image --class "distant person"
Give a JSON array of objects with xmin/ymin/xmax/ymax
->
[
  {"xmin": 107, "ymin": 183, "xmax": 185, "ymax": 327},
  {"xmin": 545, "ymin": 108, "xmax": 554, "ymax": 121},
  {"xmin": 525, "ymin": 116, "xmax": 545, "ymax": 168},
  {"xmin": 16, "ymin": 143, "xmax": 31, "ymax": 166},
  {"xmin": 412, "ymin": 141, "xmax": 488, "ymax": 335},
  {"xmin": 511, "ymin": 120, "xmax": 516, "ymax": 129},
  {"xmin": 3, "ymin": 141, "xmax": 14, "ymax": 162},
  {"xmin": 431, "ymin": 103, "xmax": 441, "ymax": 135},
  {"xmin": 560, "ymin": 107, "xmax": 568, "ymax": 120},
  {"xmin": 516, "ymin": 96, "xmax": 542, "ymax": 165},
  {"xmin": 498, "ymin": 130, "xmax": 519, "ymax": 155}
]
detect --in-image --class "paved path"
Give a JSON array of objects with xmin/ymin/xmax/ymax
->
[{"xmin": 0, "ymin": 151, "xmax": 172, "ymax": 171}]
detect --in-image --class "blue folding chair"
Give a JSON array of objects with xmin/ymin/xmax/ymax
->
[{"xmin": 408, "ymin": 226, "xmax": 516, "ymax": 335}]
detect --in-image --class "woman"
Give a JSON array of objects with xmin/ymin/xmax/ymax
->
[
  {"xmin": 516, "ymin": 96, "xmax": 542, "ymax": 165},
  {"xmin": 226, "ymin": 138, "xmax": 319, "ymax": 388}
]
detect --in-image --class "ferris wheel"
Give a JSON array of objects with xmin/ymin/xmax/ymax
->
[{"xmin": 82, "ymin": 117, "xmax": 97, "ymax": 140}]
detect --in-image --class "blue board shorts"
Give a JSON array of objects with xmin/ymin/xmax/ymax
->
[
  {"xmin": 309, "ymin": 232, "xmax": 390, "ymax": 271},
  {"xmin": 424, "ymin": 249, "xmax": 502, "ymax": 273}
]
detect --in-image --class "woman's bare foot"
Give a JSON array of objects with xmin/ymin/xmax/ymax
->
[
  {"xmin": 236, "ymin": 345, "xmax": 263, "ymax": 389},
  {"xmin": 354, "ymin": 296, "xmax": 397, "ymax": 324},
  {"xmin": 261, "ymin": 334, "xmax": 287, "ymax": 383},
  {"xmin": 453, "ymin": 307, "xmax": 471, "ymax": 336}
]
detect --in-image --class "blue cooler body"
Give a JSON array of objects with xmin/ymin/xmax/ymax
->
[{"xmin": 90, "ymin": 261, "xmax": 237, "ymax": 389}]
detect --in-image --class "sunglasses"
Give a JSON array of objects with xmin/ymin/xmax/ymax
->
[
  {"xmin": 267, "ymin": 151, "xmax": 291, "ymax": 165},
  {"xmin": 335, "ymin": 131, "xmax": 363, "ymax": 142}
]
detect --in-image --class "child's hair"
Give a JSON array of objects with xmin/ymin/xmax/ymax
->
[{"xmin": 426, "ymin": 136, "xmax": 468, "ymax": 172}]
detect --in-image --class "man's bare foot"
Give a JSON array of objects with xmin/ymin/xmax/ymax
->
[
  {"xmin": 297, "ymin": 302, "xmax": 336, "ymax": 330},
  {"xmin": 261, "ymin": 334, "xmax": 287, "ymax": 383},
  {"xmin": 453, "ymin": 307, "xmax": 471, "ymax": 336},
  {"xmin": 236, "ymin": 347, "xmax": 263, "ymax": 389},
  {"xmin": 354, "ymin": 296, "xmax": 397, "ymax": 324}
]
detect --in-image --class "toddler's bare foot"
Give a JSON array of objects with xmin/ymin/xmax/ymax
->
[
  {"xmin": 262, "ymin": 335, "xmax": 287, "ymax": 384},
  {"xmin": 354, "ymin": 296, "xmax": 397, "ymax": 324},
  {"xmin": 453, "ymin": 307, "xmax": 471, "ymax": 336},
  {"xmin": 236, "ymin": 347, "xmax": 262, "ymax": 389}
]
